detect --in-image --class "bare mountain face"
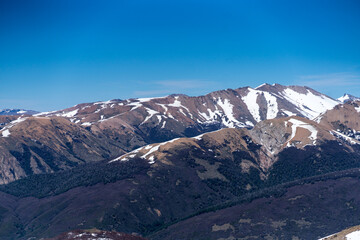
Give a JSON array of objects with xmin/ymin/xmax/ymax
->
[
  {"xmin": 0, "ymin": 117, "xmax": 126, "ymax": 184},
  {"xmin": 0, "ymin": 84, "xmax": 339, "ymax": 184}
]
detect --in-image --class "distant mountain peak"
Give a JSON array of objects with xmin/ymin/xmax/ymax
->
[
  {"xmin": 0, "ymin": 109, "xmax": 39, "ymax": 116},
  {"xmin": 337, "ymin": 93, "xmax": 360, "ymax": 103}
]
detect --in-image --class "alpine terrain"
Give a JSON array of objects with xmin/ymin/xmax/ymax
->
[{"xmin": 0, "ymin": 84, "xmax": 359, "ymax": 239}]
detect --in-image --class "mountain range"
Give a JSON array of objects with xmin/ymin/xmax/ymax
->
[
  {"xmin": 0, "ymin": 84, "xmax": 359, "ymax": 239},
  {"xmin": 0, "ymin": 84, "xmax": 339, "ymax": 184}
]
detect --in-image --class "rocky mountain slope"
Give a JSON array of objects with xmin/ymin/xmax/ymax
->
[
  {"xmin": 110, "ymin": 115, "xmax": 348, "ymax": 173},
  {"xmin": 0, "ymin": 84, "xmax": 339, "ymax": 184},
  {"xmin": 0, "ymin": 116, "xmax": 126, "ymax": 184}
]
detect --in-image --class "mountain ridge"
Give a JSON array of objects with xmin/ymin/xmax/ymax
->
[
  {"xmin": 0, "ymin": 84, "xmax": 344, "ymax": 183},
  {"xmin": 0, "ymin": 84, "xmax": 345, "ymax": 184}
]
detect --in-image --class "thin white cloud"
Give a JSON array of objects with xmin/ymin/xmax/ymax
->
[{"xmin": 298, "ymin": 72, "xmax": 360, "ymax": 87}]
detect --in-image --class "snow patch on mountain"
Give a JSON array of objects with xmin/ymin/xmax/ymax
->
[
  {"xmin": 1, "ymin": 117, "xmax": 28, "ymax": 137},
  {"xmin": 286, "ymin": 118, "xmax": 318, "ymax": 147},
  {"xmin": 109, "ymin": 138, "xmax": 181, "ymax": 164},
  {"xmin": 338, "ymin": 94, "xmax": 360, "ymax": 103},
  {"xmin": 198, "ymin": 107, "xmax": 220, "ymax": 123},
  {"xmin": 141, "ymin": 108, "xmax": 159, "ymax": 125},
  {"xmin": 58, "ymin": 109, "xmax": 78, "ymax": 118},
  {"xmin": 167, "ymin": 96, "xmax": 193, "ymax": 118},
  {"xmin": 346, "ymin": 230, "xmax": 360, "ymax": 240},
  {"xmin": 242, "ymin": 88, "xmax": 261, "ymax": 122},
  {"xmin": 331, "ymin": 130, "xmax": 359, "ymax": 145},
  {"xmin": 2, "ymin": 129, "xmax": 10, "ymax": 137},
  {"xmin": 217, "ymin": 98, "xmax": 241, "ymax": 127},
  {"xmin": 128, "ymin": 101, "xmax": 142, "ymax": 111},
  {"xmin": 281, "ymin": 88, "xmax": 338, "ymax": 119},
  {"xmin": 263, "ymin": 92, "xmax": 278, "ymax": 119},
  {"xmin": 355, "ymin": 106, "xmax": 360, "ymax": 113}
]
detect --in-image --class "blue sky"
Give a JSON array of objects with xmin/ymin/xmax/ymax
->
[{"xmin": 1, "ymin": 0, "xmax": 360, "ymax": 111}]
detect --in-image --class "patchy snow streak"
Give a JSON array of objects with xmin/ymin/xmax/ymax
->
[
  {"xmin": 167, "ymin": 96, "xmax": 192, "ymax": 118},
  {"xmin": 199, "ymin": 108, "xmax": 220, "ymax": 123},
  {"xmin": 58, "ymin": 109, "xmax": 78, "ymax": 118},
  {"xmin": 141, "ymin": 108, "xmax": 159, "ymax": 125},
  {"xmin": 217, "ymin": 98, "xmax": 240, "ymax": 127},
  {"xmin": 81, "ymin": 122, "xmax": 92, "ymax": 126},
  {"xmin": 109, "ymin": 138, "xmax": 181, "ymax": 164},
  {"xmin": 128, "ymin": 101, "xmax": 142, "ymax": 111},
  {"xmin": 242, "ymin": 88, "xmax": 261, "ymax": 122},
  {"xmin": 263, "ymin": 92, "xmax": 278, "ymax": 119}
]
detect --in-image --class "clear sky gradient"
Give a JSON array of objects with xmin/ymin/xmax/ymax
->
[{"xmin": 1, "ymin": 0, "xmax": 360, "ymax": 111}]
